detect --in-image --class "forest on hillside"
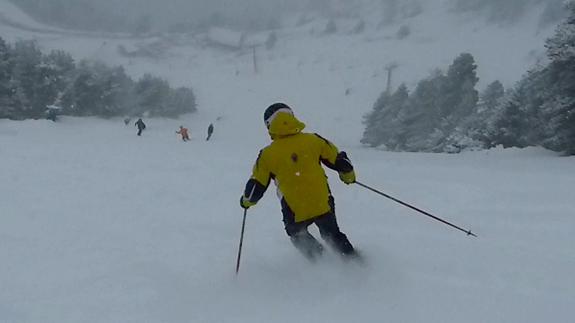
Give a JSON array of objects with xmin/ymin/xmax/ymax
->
[
  {"xmin": 362, "ymin": 2, "xmax": 575, "ymax": 155},
  {"xmin": 0, "ymin": 37, "xmax": 196, "ymax": 120}
]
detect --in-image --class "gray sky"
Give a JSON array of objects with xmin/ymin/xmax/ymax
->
[
  {"xmin": 14, "ymin": 0, "xmax": 566, "ymax": 32},
  {"xmin": 98, "ymin": 0, "xmax": 310, "ymax": 29}
]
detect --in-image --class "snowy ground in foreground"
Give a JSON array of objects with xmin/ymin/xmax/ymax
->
[{"xmin": 1, "ymin": 117, "xmax": 574, "ymax": 323}]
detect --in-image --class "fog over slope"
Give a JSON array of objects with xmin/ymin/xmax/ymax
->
[{"xmin": 7, "ymin": 0, "xmax": 566, "ymax": 32}]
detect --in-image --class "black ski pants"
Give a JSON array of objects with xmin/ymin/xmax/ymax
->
[{"xmin": 281, "ymin": 196, "xmax": 355, "ymax": 260}]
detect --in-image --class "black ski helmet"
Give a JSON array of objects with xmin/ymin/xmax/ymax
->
[{"xmin": 264, "ymin": 103, "xmax": 292, "ymax": 128}]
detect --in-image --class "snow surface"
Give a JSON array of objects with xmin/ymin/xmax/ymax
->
[
  {"xmin": 1, "ymin": 1, "xmax": 575, "ymax": 322},
  {"xmin": 2, "ymin": 117, "xmax": 574, "ymax": 323}
]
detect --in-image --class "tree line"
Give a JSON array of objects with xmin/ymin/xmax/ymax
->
[
  {"xmin": 362, "ymin": 2, "xmax": 575, "ymax": 155},
  {"xmin": 0, "ymin": 37, "xmax": 196, "ymax": 120}
]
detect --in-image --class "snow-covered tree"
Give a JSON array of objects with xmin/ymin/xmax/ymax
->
[
  {"xmin": 489, "ymin": 92, "xmax": 528, "ymax": 147},
  {"xmin": 9, "ymin": 40, "xmax": 61, "ymax": 119},
  {"xmin": 438, "ymin": 53, "xmax": 479, "ymax": 130},
  {"xmin": 361, "ymin": 84, "xmax": 409, "ymax": 149},
  {"xmin": 133, "ymin": 74, "xmax": 171, "ymax": 117},
  {"xmin": 43, "ymin": 50, "xmax": 76, "ymax": 109},
  {"xmin": 400, "ymin": 73, "xmax": 445, "ymax": 151},
  {"xmin": 64, "ymin": 61, "xmax": 134, "ymax": 117},
  {"xmin": 377, "ymin": 84, "xmax": 410, "ymax": 150},
  {"xmin": 361, "ymin": 91, "xmax": 391, "ymax": 147},
  {"xmin": 0, "ymin": 37, "xmax": 196, "ymax": 120},
  {"xmin": 447, "ymin": 80, "xmax": 505, "ymax": 151},
  {"xmin": 165, "ymin": 87, "xmax": 197, "ymax": 117},
  {"xmin": 479, "ymin": 80, "xmax": 505, "ymax": 112},
  {"xmin": 0, "ymin": 37, "xmax": 14, "ymax": 119},
  {"xmin": 362, "ymin": 53, "xmax": 481, "ymax": 153},
  {"xmin": 540, "ymin": 1, "xmax": 575, "ymax": 154}
]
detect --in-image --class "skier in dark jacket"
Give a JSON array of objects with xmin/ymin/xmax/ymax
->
[
  {"xmin": 206, "ymin": 123, "xmax": 214, "ymax": 141},
  {"xmin": 135, "ymin": 118, "xmax": 146, "ymax": 136},
  {"xmin": 240, "ymin": 103, "xmax": 359, "ymax": 262}
]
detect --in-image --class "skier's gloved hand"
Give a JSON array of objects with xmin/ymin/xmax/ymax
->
[
  {"xmin": 240, "ymin": 196, "xmax": 256, "ymax": 209},
  {"xmin": 339, "ymin": 170, "xmax": 356, "ymax": 185}
]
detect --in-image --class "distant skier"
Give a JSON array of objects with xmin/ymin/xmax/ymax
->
[
  {"xmin": 46, "ymin": 109, "xmax": 58, "ymax": 122},
  {"xmin": 124, "ymin": 117, "xmax": 131, "ymax": 125},
  {"xmin": 206, "ymin": 123, "xmax": 214, "ymax": 141},
  {"xmin": 176, "ymin": 125, "xmax": 190, "ymax": 141},
  {"xmin": 135, "ymin": 118, "xmax": 146, "ymax": 136},
  {"xmin": 240, "ymin": 103, "xmax": 359, "ymax": 262}
]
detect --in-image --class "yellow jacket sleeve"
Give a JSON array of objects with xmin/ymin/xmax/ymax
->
[
  {"xmin": 315, "ymin": 134, "xmax": 339, "ymax": 165},
  {"xmin": 251, "ymin": 150, "xmax": 271, "ymax": 186},
  {"xmin": 315, "ymin": 134, "xmax": 355, "ymax": 180}
]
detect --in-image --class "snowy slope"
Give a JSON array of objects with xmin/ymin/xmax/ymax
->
[
  {"xmin": 1, "ymin": 2, "xmax": 574, "ymax": 323},
  {"xmin": 1, "ymin": 117, "xmax": 574, "ymax": 323}
]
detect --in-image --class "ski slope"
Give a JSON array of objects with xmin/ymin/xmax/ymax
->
[
  {"xmin": 1, "ymin": 1, "xmax": 574, "ymax": 322},
  {"xmin": 1, "ymin": 117, "xmax": 574, "ymax": 323}
]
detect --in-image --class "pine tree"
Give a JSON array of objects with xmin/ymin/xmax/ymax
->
[
  {"xmin": 487, "ymin": 90, "xmax": 530, "ymax": 148},
  {"xmin": 361, "ymin": 84, "xmax": 409, "ymax": 149},
  {"xmin": 540, "ymin": 1, "xmax": 575, "ymax": 154},
  {"xmin": 0, "ymin": 37, "xmax": 196, "ymax": 119},
  {"xmin": 361, "ymin": 90, "xmax": 392, "ymax": 147},
  {"xmin": 378, "ymin": 84, "xmax": 410, "ymax": 150},
  {"xmin": 3, "ymin": 41, "xmax": 70, "ymax": 119},
  {"xmin": 64, "ymin": 62, "xmax": 101, "ymax": 116},
  {"xmin": 9, "ymin": 40, "xmax": 48, "ymax": 119},
  {"xmin": 165, "ymin": 87, "xmax": 197, "ymax": 117},
  {"xmin": 479, "ymin": 80, "xmax": 504, "ymax": 112},
  {"xmin": 71, "ymin": 61, "xmax": 136, "ymax": 117},
  {"xmin": 419, "ymin": 53, "xmax": 479, "ymax": 151},
  {"xmin": 400, "ymin": 72, "xmax": 445, "ymax": 151},
  {"xmin": 438, "ymin": 53, "xmax": 479, "ymax": 131},
  {"xmin": 450, "ymin": 80, "xmax": 505, "ymax": 150},
  {"xmin": 0, "ymin": 37, "xmax": 13, "ymax": 119},
  {"xmin": 133, "ymin": 74, "xmax": 171, "ymax": 117}
]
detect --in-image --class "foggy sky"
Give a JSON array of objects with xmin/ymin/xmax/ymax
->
[
  {"xmin": 97, "ymin": 0, "xmax": 310, "ymax": 29},
  {"xmin": 90, "ymin": 0, "xmax": 568, "ymax": 27},
  {"xmin": 14, "ymin": 0, "xmax": 566, "ymax": 32}
]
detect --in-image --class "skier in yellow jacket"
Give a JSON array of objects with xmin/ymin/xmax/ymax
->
[{"xmin": 240, "ymin": 103, "xmax": 358, "ymax": 261}]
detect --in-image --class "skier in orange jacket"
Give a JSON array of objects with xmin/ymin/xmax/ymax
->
[{"xmin": 176, "ymin": 126, "xmax": 190, "ymax": 141}]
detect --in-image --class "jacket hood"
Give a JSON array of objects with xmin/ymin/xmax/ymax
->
[{"xmin": 268, "ymin": 111, "xmax": 306, "ymax": 139}]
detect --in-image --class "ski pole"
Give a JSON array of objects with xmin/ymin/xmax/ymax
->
[
  {"xmin": 355, "ymin": 181, "xmax": 477, "ymax": 237},
  {"xmin": 235, "ymin": 208, "xmax": 248, "ymax": 275}
]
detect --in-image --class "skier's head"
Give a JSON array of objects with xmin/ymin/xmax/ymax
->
[
  {"xmin": 264, "ymin": 103, "xmax": 292, "ymax": 128},
  {"xmin": 264, "ymin": 102, "xmax": 305, "ymax": 139}
]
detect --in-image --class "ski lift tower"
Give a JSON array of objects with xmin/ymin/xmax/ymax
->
[{"xmin": 384, "ymin": 62, "xmax": 399, "ymax": 95}]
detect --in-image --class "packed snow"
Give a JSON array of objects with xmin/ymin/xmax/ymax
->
[
  {"xmin": 2, "ymin": 117, "xmax": 574, "ymax": 323},
  {"xmin": 1, "ymin": 1, "xmax": 574, "ymax": 322}
]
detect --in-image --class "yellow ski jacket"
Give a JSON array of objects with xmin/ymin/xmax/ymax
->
[{"xmin": 244, "ymin": 111, "xmax": 354, "ymax": 222}]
